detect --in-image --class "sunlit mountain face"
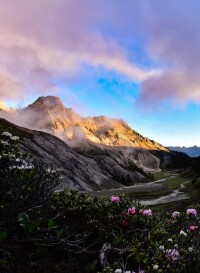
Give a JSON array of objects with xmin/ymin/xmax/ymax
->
[{"xmin": 0, "ymin": 96, "xmax": 168, "ymax": 152}]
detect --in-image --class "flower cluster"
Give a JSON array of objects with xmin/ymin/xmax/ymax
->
[
  {"xmin": 1, "ymin": 131, "xmax": 19, "ymax": 141},
  {"xmin": 187, "ymin": 208, "xmax": 197, "ymax": 216},
  {"xmin": 111, "ymin": 196, "xmax": 120, "ymax": 203}
]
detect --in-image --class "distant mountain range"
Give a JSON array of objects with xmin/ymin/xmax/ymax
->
[
  {"xmin": 0, "ymin": 96, "xmax": 191, "ymax": 190},
  {"xmin": 169, "ymin": 146, "xmax": 200, "ymax": 157}
]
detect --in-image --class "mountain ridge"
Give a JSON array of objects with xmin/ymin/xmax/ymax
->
[
  {"xmin": 0, "ymin": 96, "xmax": 191, "ymax": 191},
  {"xmin": 0, "ymin": 95, "xmax": 168, "ymax": 152},
  {"xmin": 169, "ymin": 146, "xmax": 200, "ymax": 157},
  {"xmin": 0, "ymin": 117, "xmax": 153, "ymax": 191}
]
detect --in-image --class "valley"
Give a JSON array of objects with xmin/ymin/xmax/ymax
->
[
  {"xmin": 92, "ymin": 171, "xmax": 190, "ymax": 206},
  {"xmin": 0, "ymin": 96, "xmax": 198, "ymax": 207}
]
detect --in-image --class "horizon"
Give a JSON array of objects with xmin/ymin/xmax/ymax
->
[{"xmin": 1, "ymin": 1, "xmax": 200, "ymax": 147}]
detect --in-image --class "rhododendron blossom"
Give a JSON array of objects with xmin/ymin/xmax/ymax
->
[
  {"xmin": 189, "ymin": 225, "xmax": 198, "ymax": 231},
  {"xmin": 187, "ymin": 208, "xmax": 197, "ymax": 216},
  {"xmin": 10, "ymin": 136, "xmax": 19, "ymax": 141},
  {"xmin": 172, "ymin": 211, "xmax": 180, "ymax": 218},
  {"xmin": 139, "ymin": 209, "xmax": 143, "ymax": 215},
  {"xmin": 180, "ymin": 230, "xmax": 187, "ymax": 236},
  {"xmin": 111, "ymin": 196, "xmax": 120, "ymax": 203},
  {"xmin": 143, "ymin": 209, "xmax": 152, "ymax": 216},
  {"xmin": 128, "ymin": 207, "xmax": 136, "ymax": 214},
  {"xmin": 153, "ymin": 264, "xmax": 159, "ymax": 270},
  {"xmin": 2, "ymin": 132, "xmax": 12, "ymax": 137},
  {"xmin": 166, "ymin": 249, "xmax": 180, "ymax": 261},
  {"xmin": 123, "ymin": 220, "xmax": 130, "ymax": 226},
  {"xmin": 159, "ymin": 245, "xmax": 165, "ymax": 251}
]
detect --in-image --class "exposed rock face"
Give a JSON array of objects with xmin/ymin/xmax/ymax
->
[
  {"xmin": 0, "ymin": 96, "xmax": 191, "ymax": 191},
  {"xmin": 0, "ymin": 96, "xmax": 168, "ymax": 152},
  {"xmin": 0, "ymin": 118, "xmax": 151, "ymax": 191},
  {"xmin": 0, "ymin": 96, "xmax": 171, "ymax": 175}
]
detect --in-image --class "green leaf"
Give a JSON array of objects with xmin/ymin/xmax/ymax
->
[
  {"xmin": 57, "ymin": 229, "xmax": 63, "ymax": 238},
  {"xmin": 18, "ymin": 212, "xmax": 29, "ymax": 227},
  {"xmin": 136, "ymin": 252, "xmax": 141, "ymax": 263},
  {"xmin": 0, "ymin": 229, "xmax": 7, "ymax": 239},
  {"xmin": 0, "ymin": 258, "xmax": 7, "ymax": 264},
  {"xmin": 112, "ymin": 236, "xmax": 122, "ymax": 246},
  {"xmin": 48, "ymin": 219, "xmax": 54, "ymax": 229},
  {"xmin": 27, "ymin": 220, "xmax": 42, "ymax": 233}
]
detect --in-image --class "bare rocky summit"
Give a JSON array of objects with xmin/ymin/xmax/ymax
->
[
  {"xmin": 0, "ymin": 96, "xmax": 190, "ymax": 191},
  {"xmin": 1, "ymin": 96, "xmax": 168, "ymax": 150}
]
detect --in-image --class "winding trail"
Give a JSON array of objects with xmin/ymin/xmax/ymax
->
[
  {"xmin": 94, "ymin": 176, "xmax": 190, "ymax": 205},
  {"xmin": 141, "ymin": 188, "xmax": 189, "ymax": 205}
]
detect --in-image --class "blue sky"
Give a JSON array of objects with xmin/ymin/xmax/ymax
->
[{"xmin": 1, "ymin": 0, "xmax": 200, "ymax": 147}]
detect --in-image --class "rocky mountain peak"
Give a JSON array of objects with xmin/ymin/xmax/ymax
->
[
  {"xmin": 0, "ymin": 95, "xmax": 168, "ymax": 152},
  {"xmin": 26, "ymin": 96, "xmax": 66, "ymax": 113}
]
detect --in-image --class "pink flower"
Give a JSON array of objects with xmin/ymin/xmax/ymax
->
[
  {"xmin": 111, "ymin": 196, "xmax": 120, "ymax": 203},
  {"xmin": 187, "ymin": 208, "xmax": 197, "ymax": 216},
  {"xmin": 128, "ymin": 207, "xmax": 136, "ymax": 214},
  {"xmin": 139, "ymin": 209, "xmax": 143, "ymax": 215},
  {"xmin": 143, "ymin": 209, "xmax": 152, "ymax": 216},
  {"xmin": 172, "ymin": 211, "xmax": 180, "ymax": 218},
  {"xmin": 166, "ymin": 249, "xmax": 180, "ymax": 261},
  {"xmin": 189, "ymin": 225, "xmax": 198, "ymax": 231}
]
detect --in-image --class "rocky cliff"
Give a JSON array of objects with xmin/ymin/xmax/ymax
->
[
  {"xmin": 0, "ymin": 118, "xmax": 153, "ymax": 191},
  {"xmin": 0, "ymin": 96, "xmax": 189, "ymax": 191}
]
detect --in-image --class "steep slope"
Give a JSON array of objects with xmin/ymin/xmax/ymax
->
[
  {"xmin": 0, "ymin": 118, "xmax": 151, "ymax": 191},
  {"xmin": 0, "ymin": 96, "xmax": 170, "ymax": 170}
]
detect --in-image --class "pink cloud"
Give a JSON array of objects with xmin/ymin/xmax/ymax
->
[
  {"xmin": 0, "ymin": 0, "xmax": 158, "ymax": 102},
  {"xmin": 0, "ymin": 0, "xmax": 200, "ymax": 107}
]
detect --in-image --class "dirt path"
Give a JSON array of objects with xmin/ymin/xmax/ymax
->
[
  {"xmin": 141, "ymin": 188, "xmax": 189, "ymax": 205},
  {"xmin": 93, "ymin": 177, "xmax": 190, "ymax": 205},
  {"xmin": 94, "ymin": 179, "xmax": 164, "ymax": 196}
]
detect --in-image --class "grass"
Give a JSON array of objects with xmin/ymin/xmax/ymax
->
[
  {"xmin": 128, "ymin": 173, "xmax": 189, "ymax": 199},
  {"xmin": 93, "ymin": 172, "xmax": 190, "ymax": 203},
  {"xmin": 152, "ymin": 171, "xmax": 166, "ymax": 180}
]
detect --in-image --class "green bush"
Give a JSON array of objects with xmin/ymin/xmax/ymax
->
[{"xmin": 0, "ymin": 131, "xmax": 200, "ymax": 273}]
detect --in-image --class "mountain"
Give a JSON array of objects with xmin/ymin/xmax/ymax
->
[
  {"xmin": 0, "ymin": 118, "xmax": 151, "ymax": 191},
  {"xmin": 0, "ymin": 96, "xmax": 168, "ymax": 151},
  {"xmin": 0, "ymin": 96, "xmax": 191, "ymax": 191},
  {"xmin": 169, "ymin": 146, "xmax": 200, "ymax": 157}
]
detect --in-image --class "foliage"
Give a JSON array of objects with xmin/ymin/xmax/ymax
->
[{"xmin": 0, "ymin": 131, "xmax": 200, "ymax": 273}]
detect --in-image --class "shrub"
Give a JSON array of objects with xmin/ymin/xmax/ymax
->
[{"xmin": 0, "ymin": 132, "xmax": 200, "ymax": 273}]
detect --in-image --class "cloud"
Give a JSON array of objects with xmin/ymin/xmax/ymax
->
[
  {"xmin": 0, "ymin": 0, "xmax": 159, "ymax": 102},
  {"xmin": 95, "ymin": 0, "xmax": 200, "ymax": 106},
  {"xmin": 0, "ymin": 0, "xmax": 200, "ymax": 107},
  {"xmin": 139, "ymin": 70, "xmax": 200, "ymax": 105},
  {"xmin": 135, "ymin": 1, "xmax": 200, "ymax": 105}
]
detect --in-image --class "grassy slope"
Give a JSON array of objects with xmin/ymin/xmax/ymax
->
[{"xmin": 128, "ymin": 172, "xmax": 189, "ymax": 199}]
